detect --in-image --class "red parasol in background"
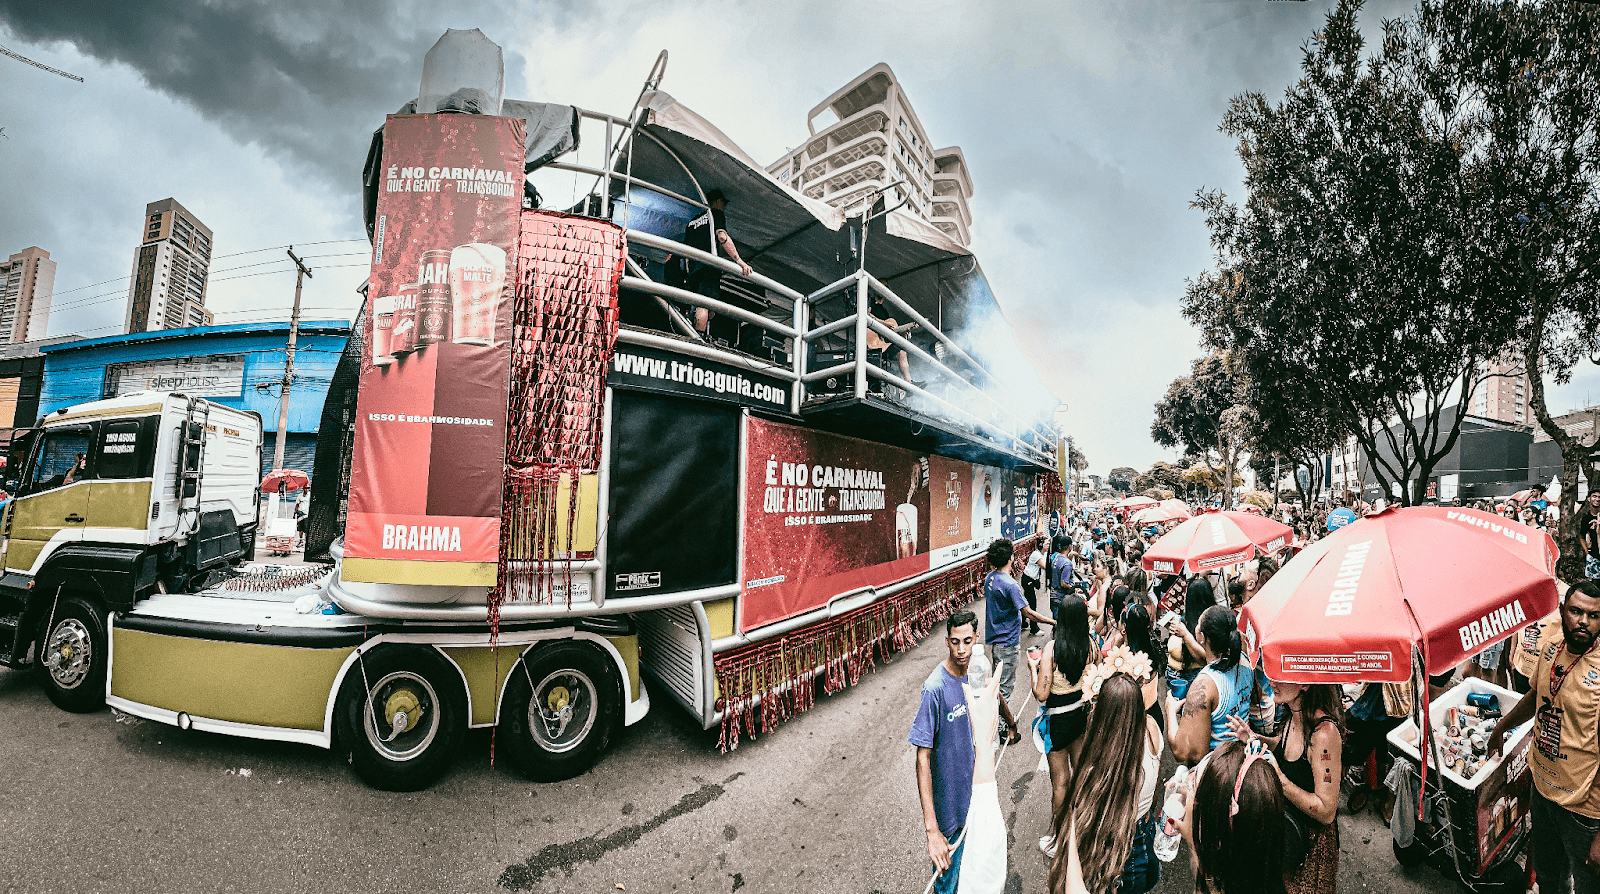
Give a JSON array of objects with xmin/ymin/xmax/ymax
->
[
  {"xmin": 1117, "ymin": 495, "xmax": 1158, "ymax": 509},
  {"xmin": 1140, "ymin": 511, "xmax": 1293, "ymax": 575},
  {"xmin": 260, "ymin": 469, "xmax": 310, "ymax": 493},
  {"xmin": 1238, "ymin": 506, "xmax": 1558, "ymax": 685},
  {"xmin": 1131, "ymin": 499, "xmax": 1193, "ymax": 526}
]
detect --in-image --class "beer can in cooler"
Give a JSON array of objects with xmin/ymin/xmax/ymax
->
[
  {"xmin": 449, "ymin": 242, "xmax": 507, "ymax": 346},
  {"xmin": 416, "ymin": 249, "xmax": 452, "ymax": 349},
  {"xmin": 390, "ymin": 283, "xmax": 421, "ymax": 356},
  {"xmin": 371, "ymin": 294, "xmax": 396, "ymax": 366}
]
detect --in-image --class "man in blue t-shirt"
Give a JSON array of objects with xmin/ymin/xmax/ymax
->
[
  {"xmin": 983, "ymin": 538, "xmax": 1054, "ymax": 735},
  {"xmin": 910, "ymin": 610, "xmax": 979, "ymax": 893},
  {"xmin": 1048, "ymin": 534, "xmax": 1075, "ymax": 610}
]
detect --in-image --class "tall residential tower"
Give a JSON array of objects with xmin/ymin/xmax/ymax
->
[
  {"xmin": 1475, "ymin": 355, "xmax": 1531, "ymax": 425},
  {"xmin": 766, "ymin": 64, "xmax": 975, "ymax": 246},
  {"xmin": 125, "ymin": 198, "xmax": 214, "ymax": 333},
  {"xmin": 0, "ymin": 247, "xmax": 55, "ymax": 343}
]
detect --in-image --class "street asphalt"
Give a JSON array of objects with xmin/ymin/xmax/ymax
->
[{"xmin": 0, "ymin": 605, "xmax": 1485, "ymax": 894}]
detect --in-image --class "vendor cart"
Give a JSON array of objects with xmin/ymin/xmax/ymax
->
[
  {"xmin": 1239, "ymin": 507, "xmax": 1560, "ymax": 893},
  {"xmin": 1387, "ymin": 679, "xmax": 1534, "ymax": 891},
  {"xmin": 261, "ymin": 469, "xmax": 308, "ymax": 556}
]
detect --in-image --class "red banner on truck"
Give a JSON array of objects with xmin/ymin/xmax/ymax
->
[
  {"xmin": 739, "ymin": 418, "xmax": 1042, "ymax": 632},
  {"xmin": 343, "ymin": 113, "xmax": 526, "ymax": 586}
]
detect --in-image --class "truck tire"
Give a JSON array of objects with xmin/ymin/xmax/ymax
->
[
  {"xmin": 35, "ymin": 595, "xmax": 107, "ymax": 713},
  {"xmin": 334, "ymin": 645, "xmax": 465, "ymax": 792},
  {"xmin": 500, "ymin": 641, "xmax": 621, "ymax": 782}
]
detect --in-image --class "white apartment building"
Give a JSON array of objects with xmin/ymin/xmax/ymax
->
[
  {"xmin": 125, "ymin": 198, "xmax": 215, "ymax": 333},
  {"xmin": 766, "ymin": 64, "xmax": 976, "ymax": 245},
  {"xmin": 0, "ymin": 247, "xmax": 55, "ymax": 344}
]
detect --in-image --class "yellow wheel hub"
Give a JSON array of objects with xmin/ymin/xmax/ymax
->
[
  {"xmin": 546, "ymin": 686, "xmax": 571, "ymax": 713},
  {"xmin": 384, "ymin": 689, "xmax": 422, "ymax": 732},
  {"xmin": 58, "ymin": 644, "xmax": 74, "ymax": 661}
]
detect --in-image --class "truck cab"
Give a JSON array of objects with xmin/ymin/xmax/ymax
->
[{"xmin": 0, "ymin": 392, "xmax": 263, "ymax": 711}]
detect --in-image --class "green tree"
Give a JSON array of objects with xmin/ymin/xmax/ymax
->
[
  {"xmin": 1393, "ymin": 0, "xmax": 1600, "ymax": 575},
  {"xmin": 1151, "ymin": 351, "xmax": 1251, "ymax": 508},
  {"xmin": 1185, "ymin": 0, "xmax": 1526, "ymax": 507}
]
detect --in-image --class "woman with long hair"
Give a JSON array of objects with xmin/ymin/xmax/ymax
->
[
  {"xmin": 1029, "ymin": 594, "xmax": 1093, "ymax": 858},
  {"xmin": 1122, "ymin": 567, "xmax": 1150, "ymax": 608},
  {"xmin": 1120, "ymin": 601, "xmax": 1168, "ymax": 725},
  {"xmin": 1170, "ymin": 605, "xmax": 1254, "ymax": 765},
  {"xmin": 1228, "ymin": 682, "xmax": 1344, "ymax": 894},
  {"xmin": 1096, "ymin": 581, "xmax": 1130, "ymax": 644},
  {"xmin": 1178, "ymin": 740, "xmax": 1289, "ymax": 894},
  {"xmin": 1048, "ymin": 673, "xmax": 1163, "ymax": 894},
  {"xmin": 1164, "ymin": 574, "xmax": 1216, "ymax": 702}
]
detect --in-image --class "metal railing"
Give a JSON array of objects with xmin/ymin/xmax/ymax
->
[{"xmin": 527, "ymin": 102, "xmax": 1056, "ymax": 468}]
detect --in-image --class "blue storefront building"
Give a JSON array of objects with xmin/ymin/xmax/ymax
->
[{"xmin": 37, "ymin": 320, "xmax": 351, "ymax": 479}]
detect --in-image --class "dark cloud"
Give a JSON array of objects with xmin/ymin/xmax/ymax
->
[{"xmin": 0, "ymin": 0, "xmax": 523, "ymax": 187}]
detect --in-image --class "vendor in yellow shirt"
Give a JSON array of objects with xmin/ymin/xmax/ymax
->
[{"xmin": 1491, "ymin": 580, "xmax": 1600, "ymax": 894}]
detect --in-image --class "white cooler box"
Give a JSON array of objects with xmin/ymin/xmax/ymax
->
[{"xmin": 1387, "ymin": 678, "xmax": 1534, "ymax": 879}]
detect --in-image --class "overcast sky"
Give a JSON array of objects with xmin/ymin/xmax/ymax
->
[{"xmin": 2, "ymin": 0, "xmax": 1596, "ymax": 475}]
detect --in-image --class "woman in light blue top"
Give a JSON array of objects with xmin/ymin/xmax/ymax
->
[{"xmin": 1168, "ymin": 605, "xmax": 1254, "ymax": 765}]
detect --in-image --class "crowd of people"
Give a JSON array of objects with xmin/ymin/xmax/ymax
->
[{"xmin": 911, "ymin": 494, "xmax": 1600, "ymax": 894}]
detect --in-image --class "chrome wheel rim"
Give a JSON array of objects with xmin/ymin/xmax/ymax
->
[
  {"xmin": 527, "ymin": 668, "xmax": 597, "ymax": 754},
  {"xmin": 44, "ymin": 618, "xmax": 93, "ymax": 690},
  {"xmin": 361, "ymin": 671, "xmax": 441, "ymax": 761}
]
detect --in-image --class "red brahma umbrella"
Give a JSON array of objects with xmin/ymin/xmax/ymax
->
[
  {"xmin": 260, "ymin": 469, "xmax": 310, "ymax": 493},
  {"xmin": 1131, "ymin": 499, "xmax": 1193, "ymax": 526},
  {"xmin": 1117, "ymin": 495, "xmax": 1158, "ymax": 509},
  {"xmin": 1238, "ymin": 506, "xmax": 1557, "ymax": 684},
  {"xmin": 1139, "ymin": 511, "xmax": 1293, "ymax": 575}
]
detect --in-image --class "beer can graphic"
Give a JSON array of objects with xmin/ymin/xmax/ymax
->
[
  {"xmin": 416, "ymin": 249, "xmax": 452, "ymax": 348},
  {"xmin": 449, "ymin": 242, "xmax": 507, "ymax": 346},
  {"xmin": 371, "ymin": 294, "xmax": 396, "ymax": 366},
  {"xmin": 390, "ymin": 283, "xmax": 421, "ymax": 356}
]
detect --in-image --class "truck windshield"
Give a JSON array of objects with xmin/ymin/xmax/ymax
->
[{"xmin": 24, "ymin": 426, "xmax": 93, "ymax": 495}]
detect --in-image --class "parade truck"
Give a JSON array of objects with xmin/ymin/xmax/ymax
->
[
  {"xmin": 6, "ymin": 33, "xmax": 1061, "ymax": 792},
  {"xmin": 0, "ymin": 393, "xmax": 262, "ymax": 711}
]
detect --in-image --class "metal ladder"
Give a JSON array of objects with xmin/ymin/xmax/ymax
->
[{"xmin": 176, "ymin": 396, "xmax": 210, "ymax": 532}]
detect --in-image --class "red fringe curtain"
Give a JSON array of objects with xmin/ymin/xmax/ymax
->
[
  {"xmin": 490, "ymin": 212, "xmax": 625, "ymax": 632},
  {"xmin": 715, "ymin": 535, "xmax": 1040, "ymax": 751}
]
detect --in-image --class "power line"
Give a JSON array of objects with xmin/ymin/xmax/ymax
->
[
  {"xmin": 0, "ymin": 45, "xmax": 83, "ymax": 82},
  {"xmin": 45, "ymin": 239, "xmax": 367, "ymax": 299},
  {"xmin": 48, "ymin": 261, "xmax": 369, "ymax": 317},
  {"xmin": 210, "ymin": 262, "xmax": 368, "ymax": 283},
  {"xmin": 213, "ymin": 238, "xmax": 366, "ymax": 261}
]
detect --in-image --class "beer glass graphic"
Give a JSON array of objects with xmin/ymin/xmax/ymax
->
[
  {"xmin": 390, "ymin": 283, "xmax": 421, "ymax": 356},
  {"xmin": 371, "ymin": 294, "xmax": 396, "ymax": 366},
  {"xmin": 449, "ymin": 242, "xmax": 507, "ymax": 346},
  {"xmin": 896, "ymin": 504, "xmax": 918, "ymax": 559},
  {"xmin": 416, "ymin": 249, "xmax": 452, "ymax": 349}
]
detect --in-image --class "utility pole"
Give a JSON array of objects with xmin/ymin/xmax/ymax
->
[{"xmin": 273, "ymin": 247, "xmax": 312, "ymax": 471}]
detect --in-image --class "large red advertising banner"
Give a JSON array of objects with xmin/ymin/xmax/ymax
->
[
  {"xmin": 741, "ymin": 417, "xmax": 1044, "ymax": 632},
  {"xmin": 343, "ymin": 113, "xmax": 527, "ymax": 586},
  {"xmin": 742, "ymin": 418, "xmax": 926, "ymax": 631}
]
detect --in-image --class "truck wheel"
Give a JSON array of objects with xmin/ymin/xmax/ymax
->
[
  {"xmin": 35, "ymin": 595, "xmax": 107, "ymax": 713},
  {"xmin": 501, "ymin": 642, "xmax": 621, "ymax": 782},
  {"xmin": 334, "ymin": 645, "xmax": 465, "ymax": 792}
]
